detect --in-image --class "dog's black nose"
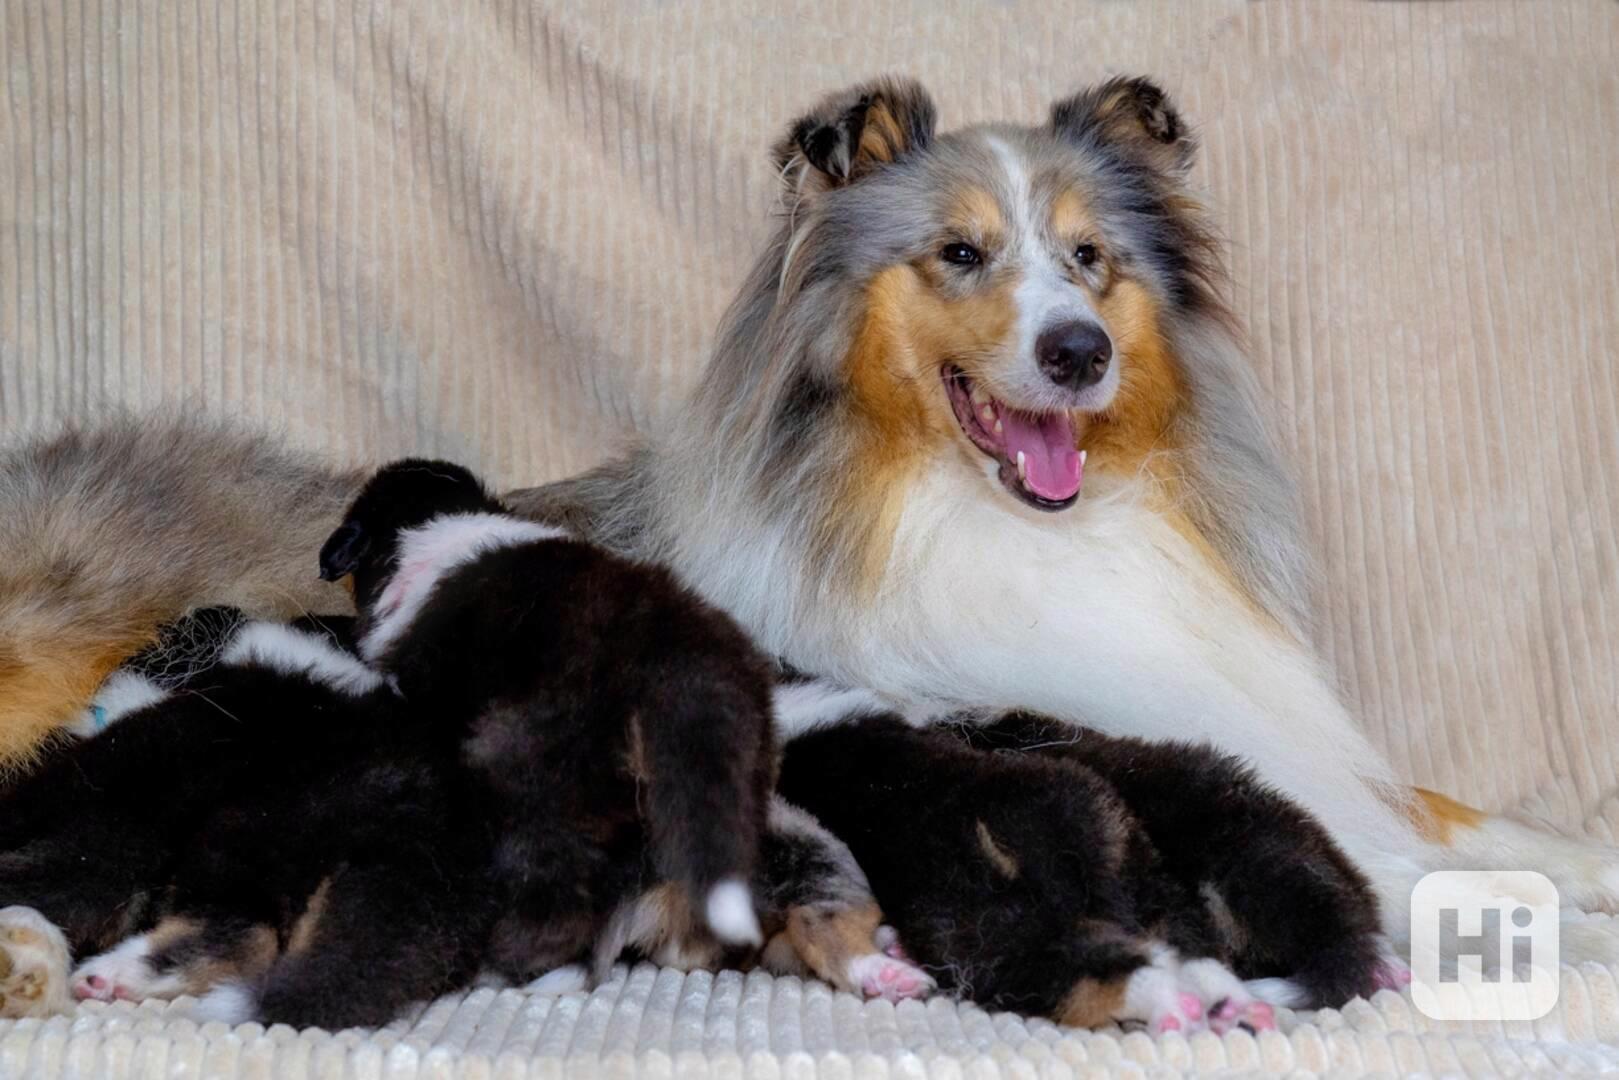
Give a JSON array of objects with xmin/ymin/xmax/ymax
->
[{"xmin": 1036, "ymin": 321, "xmax": 1112, "ymax": 390}]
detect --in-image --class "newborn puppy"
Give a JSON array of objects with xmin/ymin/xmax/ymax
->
[
  {"xmin": 320, "ymin": 460, "xmax": 924, "ymax": 993},
  {"xmin": 0, "ymin": 612, "xmax": 488, "ymax": 1030},
  {"xmin": 777, "ymin": 686, "xmax": 1395, "ymax": 1033}
]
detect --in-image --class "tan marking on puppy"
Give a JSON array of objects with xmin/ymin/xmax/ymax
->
[
  {"xmin": 1057, "ymin": 975, "xmax": 1129, "ymax": 1028},
  {"xmin": 624, "ymin": 713, "xmax": 652, "ymax": 784},
  {"xmin": 1409, "ymin": 787, "xmax": 1488, "ymax": 845},
  {"xmin": 838, "ymin": 265, "xmax": 1019, "ymax": 590},
  {"xmin": 975, "ymin": 820, "xmax": 1021, "ymax": 880},
  {"xmin": 181, "ymin": 925, "xmax": 278, "ymax": 996},
  {"xmin": 783, "ymin": 903, "xmax": 884, "ymax": 993},
  {"xmin": 287, "ymin": 878, "xmax": 334, "ymax": 956},
  {"xmin": 145, "ymin": 916, "xmax": 204, "ymax": 952}
]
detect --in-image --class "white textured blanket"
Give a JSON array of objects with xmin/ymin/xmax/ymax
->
[
  {"xmin": 7, "ymin": 956, "xmax": 1619, "ymax": 1079},
  {"xmin": 3, "ymin": 0, "xmax": 1618, "ymax": 1075}
]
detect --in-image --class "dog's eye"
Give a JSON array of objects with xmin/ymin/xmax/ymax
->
[
  {"xmin": 940, "ymin": 243, "xmax": 982, "ymax": 267},
  {"xmin": 1074, "ymin": 243, "xmax": 1099, "ymax": 267}
]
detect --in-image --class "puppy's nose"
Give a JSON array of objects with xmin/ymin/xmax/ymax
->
[{"xmin": 1036, "ymin": 321, "xmax": 1112, "ymax": 390}]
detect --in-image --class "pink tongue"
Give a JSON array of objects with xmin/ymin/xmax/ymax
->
[{"xmin": 998, "ymin": 408, "xmax": 1082, "ymax": 501}]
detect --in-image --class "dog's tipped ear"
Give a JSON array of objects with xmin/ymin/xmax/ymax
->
[
  {"xmin": 775, "ymin": 77, "xmax": 936, "ymax": 193},
  {"xmin": 318, "ymin": 521, "xmax": 370, "ymax": 582},
  {"xmin": 1050, "ymin": 77, "xmax": 1195, "ymax": 176}
]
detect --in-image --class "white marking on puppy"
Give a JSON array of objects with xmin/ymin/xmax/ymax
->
[
  {"xmin": 1119, "ymin": 958, "xmax": 1206, "ymax": 1035},
  {"xmin": 189, "ymin": 982, "xmax": 254, "ymax": 1025},
  {"xmin": 221, "ymin": 621, "xmax": 385, "ymax": 697},
  {"xmin": 71, "ymin": 933, "xmax": 184, "ymax": 1003},
  {"xmin": 771, "ymin": 680, "xmax": 889, "ymax": 739},
  {"xmin": 704, "ymin": 878, "xmax": 763, "ymax": 946},
  {"xmin": 360, "ymin": 513, "xmax": 567, "ymax": 662},
  {"xmin": 0, "ymin": 906, "xmax": 74, "ymax": 1018},
  {"xmin": 1179, "ymin": 956, "xmax": 1276, "ymax": 1033},
  {"xmin": 1243, "ymin": 977, "xmax": 1309, "ymax": 1009},
  {"xmin": 70, "ymin": 671, "xmax": 169, "ymax": 736},
  {"xmin": 847, "ymin": 952, "xmax": 934, "ymax": 1002},
  {"xmin": 526, "ymin": 965, "xmax": 588, "ymax": 995}
]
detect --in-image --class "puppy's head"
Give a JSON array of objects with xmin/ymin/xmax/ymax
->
[{"xmin": 319, "ymin": 459, "xmax": 500, "ymax": 608}]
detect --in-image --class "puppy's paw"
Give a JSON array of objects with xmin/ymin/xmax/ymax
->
[
  {"xmin": 1177, "ymin": 956, "xmax": 1276, "ymax": 1034},
  {"xmin": 848, "ymin": 952, "xmax": 934, "ymax": 1002},
  {"xmin": 0, "ymin": 906, "xmax": 74, "ymax": 1018},
  {"xmin": 1118, "ymin": 962, "xmax": 1210, "ymax": 1035},
  {"xmin": 1373, "ymin": 956, "xmax": 1413, "ymax": 992},
  {"xmin": 873, "ymin": 924, "xmax": 914, "ymax": 962},
  {"xmin": 71, "ymin": 933, "xmax": 183, "ymax": 1004}
]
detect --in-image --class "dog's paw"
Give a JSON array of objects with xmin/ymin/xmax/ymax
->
[
  {"xmin": 847, "ymin": 952, "xmax": 934, "ymax": 1002},
  {"xmin": 0, "ymin": 906, "xmax": 74, "ymax": 1018}
]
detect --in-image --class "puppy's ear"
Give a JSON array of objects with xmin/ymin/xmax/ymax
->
[
  {"xmin": 775, "ymin": 77, "xmax": 936, "ymax": 193},
  {"xmin": 1050, "ymin": 77, "xmax": 1194, "ymax": 176},
  {"xmin": 318, "ymin": 521, "xmax": 370, "ymax": 582}
]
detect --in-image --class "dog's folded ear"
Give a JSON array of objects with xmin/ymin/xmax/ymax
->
[
  {"xmin": 1049, "ymin": 77, "xmax": 1195, "ymax": 177},
  {"xmin": 318, "ymin": 521, "xmax": 370, "ymax": 582},
  {"xmin": 776, "ymin": 77, "xmax": 936, "ymax": 193}
]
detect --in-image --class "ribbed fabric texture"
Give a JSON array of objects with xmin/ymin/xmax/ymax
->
[{"xmin": 7, "ymin": 960, "xmax": 1619, "ymax": 1080}]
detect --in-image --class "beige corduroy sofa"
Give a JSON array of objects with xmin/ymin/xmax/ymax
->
[{"xmin": 3, "ymin": 1, "xmax": 1619, "ymax": 1076}]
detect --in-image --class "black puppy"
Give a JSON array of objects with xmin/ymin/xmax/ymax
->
[
  {"xmin": 317, "ymin": 460, "xmax": 938, "ymax": 1001},
  {"xmin": 777, "ymin": 688, "xmax": 1399, "ymax": 1033},
  {"xmin": 0, "ymin": 612, "xmax": 488, "ymax": 1030},
  {"xmin": 317, "ymin": 459, "xmax": 778, "ymax": 975}
]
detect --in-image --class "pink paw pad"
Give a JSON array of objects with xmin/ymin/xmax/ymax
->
[
  {"xmin": 1177, "ymin": 992, "xmax": 1204, "ymax": 1020},
  {"xmin": 852, "ymin": 955, "xmax": 933, "ymax": 1002},
  {"xmin": 72, "ymin": 974, "xmax": 119, "ymax": 1002},
  {"xmin": 1157, "ymin": 1014, "xmax": 1182, "ymax": 1033},
  {"xmin": 1374, "ymin": 961, "xmax": 1413, "ymax": 990}
]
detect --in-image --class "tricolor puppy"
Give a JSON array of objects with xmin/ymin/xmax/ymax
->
[
  {"xmin": 0, "ymin": 611, "xmax": 489, "ymax": 1031},
  {"xmin": 319, "ymin": 459, "xmax": 931, "ymax": 999},
  {"xmin": 777, "ymin": 684, "xmax": 1400, "ymax": 1033}
]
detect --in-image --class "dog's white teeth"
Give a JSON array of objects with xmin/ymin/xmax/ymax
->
[
  {"xmin": 994, "ymin": 418, "xmax": 1004, "ymax": 435},
  {"xmin": 979, "ymin": 404, "xmax": 996, "ymax": 425},
  {"xmin": 969, "ymin": 384, "xmax": 990, "ymax": 407},
  {"xmin": 1079, "ymin": 449, "xmax": 1087, "ymax": 467},
  {"xmin": 1016, "ymin": 451, "xmax": 1027, "ymax": 481}
]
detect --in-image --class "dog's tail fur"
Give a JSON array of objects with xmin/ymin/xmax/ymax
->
[{"xmin": 0, "ymin": 415, "xmax": 363, "ymax": 770}]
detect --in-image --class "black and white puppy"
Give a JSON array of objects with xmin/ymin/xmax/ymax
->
[
  {"xmin": 318, "ymin": 459, "xmax": 931, "ymax": 998},
  {"xmin": 776, "ymin": 687, "xmax": 1402, "ymax": 1034},
  {"xmin": 0, "ymin": 611, "xmax": 489, "ymax": 1030}
]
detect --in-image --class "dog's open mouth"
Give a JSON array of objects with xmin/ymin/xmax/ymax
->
[{"xmin": 943, "ymin": 366, "xmax": 1084, "ymax": 511}]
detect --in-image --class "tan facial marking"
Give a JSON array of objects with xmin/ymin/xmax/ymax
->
[
  {"xmin": 836, "ymin": 265, "xmax": 1020, "ymax": 591},
  {"xmin": 1049, "ymin": 189, "xmax": 1096, "ymax": 242},
  {"xmin": 946, "ymin": 187, "xmax": 1005, "ymax": 247}
]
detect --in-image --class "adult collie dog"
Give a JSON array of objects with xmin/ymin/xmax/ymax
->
[{"xmin": 1, "ymin": 76, "xmax": 1613, "ymax": 956}]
